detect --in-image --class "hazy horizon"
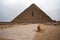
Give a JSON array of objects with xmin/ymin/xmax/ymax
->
[{"xmin": 0, "ymin": 0, "xmax": 60, "ymax": 22}]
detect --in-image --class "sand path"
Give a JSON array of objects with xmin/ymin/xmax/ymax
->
[{"xmin": 0, "ymin": 24, "xmax": 38, "ymax": 40}]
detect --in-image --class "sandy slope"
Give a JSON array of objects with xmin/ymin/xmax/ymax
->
[{"xmin": 33, "ymin": 24, "xmax": 60, "ymax": 40}]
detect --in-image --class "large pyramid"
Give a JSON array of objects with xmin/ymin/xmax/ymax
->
[{"xmin": 11, "ymin": 4, "xmax": 53, "ymax": 23}]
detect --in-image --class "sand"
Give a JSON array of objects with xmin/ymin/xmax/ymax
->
[
  {"xmin": 0, "ymin": 24, "xmax": 60, "ymax": 40},
  {"xmin": 33, "ymin": 24, "xmax": 60, "ymax": 40},
  {"xmin": 0, "ymin": 24, "xmax": 38, "ymax": 40}
]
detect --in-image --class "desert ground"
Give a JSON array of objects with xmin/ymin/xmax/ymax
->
[{"xmin": 0, "ymin": 23, "xmax": 60, "ymax": 40}]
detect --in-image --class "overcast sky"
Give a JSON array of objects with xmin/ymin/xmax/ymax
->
[{"xmin": 0, "ymin": 0, "xmax": 60, "ymax": 22}]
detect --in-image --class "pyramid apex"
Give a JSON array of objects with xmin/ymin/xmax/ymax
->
[
  {"xmin": 31, "ymin": 3, "xmax": 37, "ymax": 6},
  {"xmin": 29, "ymin": 3, "xmax": 38, "ymax": 8},
  {"xmin": 31, "ymin": 3, "xmax": 36, "ymax": 5}
]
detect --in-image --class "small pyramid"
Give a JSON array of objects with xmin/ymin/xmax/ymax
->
[{"xmin": 11, "ymin": 4, "xmax": 53, "ymax": 23}]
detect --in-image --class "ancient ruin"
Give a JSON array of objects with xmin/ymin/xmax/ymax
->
[{"xmin": 11, "ymin": 4, "xmax": 53, "ymax": 23}]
